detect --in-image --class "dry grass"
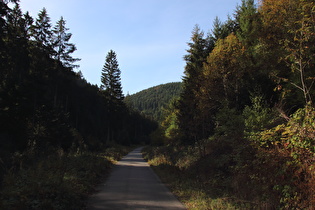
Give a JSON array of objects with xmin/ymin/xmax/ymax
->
[{"xmin": 142, "ymin": 146, "xmax": 250, "ymax": 210}]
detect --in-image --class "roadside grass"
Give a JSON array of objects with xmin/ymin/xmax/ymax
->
[
  {"xmin": 142, "ymin": 146, "xmax": 254, "ymax": 210},
  {"xmin": 0, "ymin": 145, "xmax": 131, "ymax": 209}
]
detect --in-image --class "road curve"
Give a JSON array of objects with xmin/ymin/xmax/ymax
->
[{"xmin": 87, "ymin": 147, "xmax": 186, "ymax": 210}]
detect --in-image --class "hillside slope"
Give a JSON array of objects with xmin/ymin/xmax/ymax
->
[{"xmin": 125, "ymin": 82, "xmax": 182, "ymax": 122}]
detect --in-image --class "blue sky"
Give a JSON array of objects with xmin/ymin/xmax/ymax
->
[{"xmin": 19, "ymin": 0, "xmax": 243, "ymax": 94}]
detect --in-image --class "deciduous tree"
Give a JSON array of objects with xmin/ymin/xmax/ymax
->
[{"xmin": 260, "ymin": 0, "xmax": 315, "ymax": 106}]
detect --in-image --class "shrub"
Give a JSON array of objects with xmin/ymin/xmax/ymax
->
[{"xmin": 0, "ymin": 146, "xmax": 129, "ymax": 209}]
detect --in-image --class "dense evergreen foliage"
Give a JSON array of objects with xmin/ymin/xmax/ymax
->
[
  {"xmin": 0, "ymin": 0, "xmax": 157, "ymax": 191},
  {"xmin": 153, "ymin": 0, "xmax": 315, "ymax": 208},
  {"xmin": 100, "ymin": 50, "xmax": 124, "ymax": 101},
  {"xmin": 125, "ymin": 82, "xmax": 182, "ymax": 122}
]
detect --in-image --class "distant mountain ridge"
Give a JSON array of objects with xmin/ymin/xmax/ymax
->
[{"xmin": 125, "ymin": 82, "xmax": 182, "ymax": 122}]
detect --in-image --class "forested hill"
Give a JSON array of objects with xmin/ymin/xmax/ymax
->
[{"xmin": 125, "ymin": 82, "xmax": 182, "ymax": 122}]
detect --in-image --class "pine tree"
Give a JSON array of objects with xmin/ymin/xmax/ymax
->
[
  {"xmin": 211, "ymin": 16, "xmax": 236, "ymax": 42},
  {"xmin": 52, "ymin": 16, "xmax": 80, "ymax": 69},
  {"xmin": 31, "ymin": 8, "xmax": 53, "ymax": 54},
  {"xmin": 5, "ymin": 3, "xmax": 32, "ymax": 83},
  {"xmin": 235, "ymin": 0, "xmax": 260, "ymax": 47},
  {"xmin": 177, "ymin": 25, "xmax": 213, "ymax": 146},
  {"xmin": 100, "ymin": 50, "xmax": 124, "ymax": 101},
  {"xmin": 0, "ymin": 3, "xmax": 33, "ymax": 153},
  {"xmin": 0, "ymin": 0, "xmax": 10, "ymax": 47},
  {"xmin": 100, "ymin": 50, "xmax": 124, "ymax": 144}
]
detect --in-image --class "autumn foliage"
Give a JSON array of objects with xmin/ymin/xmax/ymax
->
[{"xmin": 154, "ymin": 0, "xmax": 315, "ymax": 208}]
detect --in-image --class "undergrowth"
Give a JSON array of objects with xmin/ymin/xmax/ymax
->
[
  {"xmin": 142, "ymin": 146, "xmax": 254, "ymax": 210},
  {"xmin": 0, "ymin": 145, "xmax": 130, "ymax": 209},
  {"xmin": 143, "ymin": 104, "xmax": 315, "ymax": 209}
]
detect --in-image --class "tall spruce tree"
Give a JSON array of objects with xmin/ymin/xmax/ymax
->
[
  {"xmin": 211, "ymin": 16, "xmax": 236, "ymax": 42},
  {"xmin": 177, "ymin": 25, "xmax": 213, "ymax": 146},
  {"xmin": 52, "ymin": 16, "xmax": 80, "ymax": 69},
  {"xmin": 5, "ymin": 3, "xmax": 32, "ymax": 84},
  {"xmin": 0, "ymin": 3, "xmax": 34, "ymax": 152},
  {"xmin": 100, "ymin": 50, "xmax": 124, "ymax": 144},
  {"xmin": 235, "ymin": 0, "xmax": 260, "ymax": 47},
  {"xmin": 101, "ymin": 50, "xmax": 124, "ymax": 101},
  {"xmin": 31, "ymin": 8, "xmax": 53, "ymax": 54}
]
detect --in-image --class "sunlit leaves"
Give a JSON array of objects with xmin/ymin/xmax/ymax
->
[
  {"xmin": 260, "ymin": 0, "xmax": 315, "ymax": 104},
  {"xmin": 203, "ymin": 34, "xmax": 247, "ymax": 107}
]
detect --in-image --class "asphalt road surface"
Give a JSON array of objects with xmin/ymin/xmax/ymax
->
[{"xmin": 87, "ymin": 147, "xmax": 186, "ymax": 210}]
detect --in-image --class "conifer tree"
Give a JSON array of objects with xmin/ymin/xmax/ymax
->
[
  {"xmin": 177, "ymin": 25, "xmax": 213, "ymax": 146},
  {"xmin": 31, "ymin": 8, "xmax": 53, "ymax": 54},
  {"xmin": 211, "ymin": 16, "xmax": 236, "ymax": 42},
  {"xmin": 235, "ymin": 0, "xmax": 260, "ymax": 47},
  {"xmin": 100, "ymin": 50, "xmax": 124, "ymax": 144},
  {"xmin": 0, "ymin": 0, "xmax": 10, "ymax": 49},
  {"xmin": 101, "ymin": 50, "xmax": 124, "ymax": 101},
  {"xmin": 0, "ymin": 2, "xmax": 34, "ymax": 153},
  {"xmin": 52, "ymin": 16, "xmax": 80, "ymax": 69},
  {"xmin": 5, "ymin": 3, "xmax": 32, "ymax": 82}
]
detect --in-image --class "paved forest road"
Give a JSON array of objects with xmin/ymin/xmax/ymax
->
[{"xmin": 87, "ymin": 147, "xmax": 186, "ymax": 210}]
